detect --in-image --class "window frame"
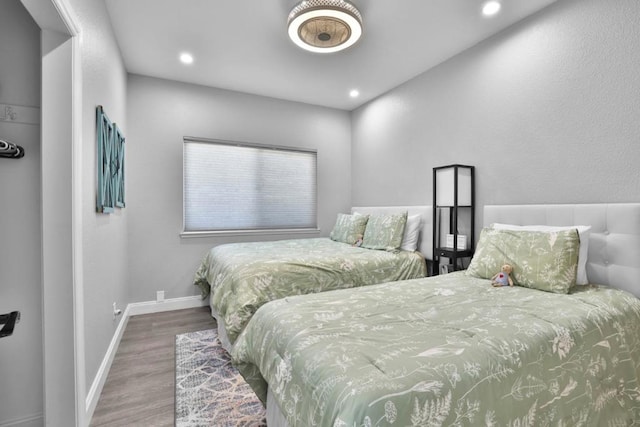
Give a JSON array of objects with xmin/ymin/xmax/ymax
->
[{"xmin": 181, "ymin": 136, "xmax": 320, "ymax": 238}]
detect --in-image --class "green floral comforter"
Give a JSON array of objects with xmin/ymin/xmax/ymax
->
[
  {"xmin": 193, "ymin": 238, "xmax": 426, "ymax": 345},
  {"xmin": 233, "ymin": 271, "xmax": 640, "ymax": 426}
]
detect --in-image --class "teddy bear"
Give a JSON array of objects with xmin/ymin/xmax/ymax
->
[{"xmin": 491, "ymin": 264, "xmax": 514, "ymax": 287}]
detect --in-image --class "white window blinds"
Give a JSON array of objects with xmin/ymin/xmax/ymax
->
[{"xmin": 183, "ymin": 137, "xmax": 317, "ymax": 232}]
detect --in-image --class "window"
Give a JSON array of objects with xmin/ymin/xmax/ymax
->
[{"xmin": 183, "ymin": 137, "xmax": 317, "ymax": 234}]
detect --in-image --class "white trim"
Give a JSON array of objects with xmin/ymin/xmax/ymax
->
[
  {"xmin": 71, "ymin": 41, "xmax": 86, "ymax": 427},
  {"xmin": 52, "ymin": 0, "xmax": 81, "ymax": 35},
  {"xmin": 0, "ymin": 413, "xmax": 44, "ymax": 427},
  {"xmin": 84, "ymin": 313, "xmax": 129, "ymax": 420},
  {"xmin": 30, "ymin": 1, "xmax": 84, "ymax": 425},
  {"xmin": 70, "ymin": 38, "xmax": 86, "ymax": 427},
  {"xmin": 52, "ymin": 0, "xmax": 86, "ymax": 427},
  {"xmin": 49, "ymin": 1, "xmax": 84, "ymax": 425},
  {"xmin": 184, "ymin": 136, "xmax": 318, "ymax": 154},
  {"xmin": 84, "ymin": 295, "xmax": 208, "ymax": 423},
  {"xmin": 180, "ymin": 228, "xmax": 321, "ymax": 239},
  {"xmin": 127, "ymin": 295, "xmax": 208, "ymax": 316}
]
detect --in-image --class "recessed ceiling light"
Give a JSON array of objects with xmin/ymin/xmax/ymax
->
[
  {"xmin": 179, "ymin": 52, "xmax": 194, "ymax": 64},
  {"xmin": 349, "ymin": 89, "xmax": 359, "ymax": 98},
  {"xmin": 482, "ymin": 1, "xmax": 501, "ymax": 17}
]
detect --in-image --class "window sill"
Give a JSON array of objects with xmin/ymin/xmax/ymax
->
[{"xmin": 180, "ymin": 228, "xmax": 321, "ymax": 239}]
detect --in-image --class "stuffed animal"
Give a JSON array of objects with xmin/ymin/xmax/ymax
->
[
  {"xmin": 353, "ymin": 234, "xmax": 364, "ymax": 247},
  {"xmin": 491, "ymin": 264, "xmax": 514, "ymax": 287}
]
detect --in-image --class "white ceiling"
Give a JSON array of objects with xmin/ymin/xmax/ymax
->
[{"xmin": 105, "ymin": 0, "xmax": 557, "ymax": 111}]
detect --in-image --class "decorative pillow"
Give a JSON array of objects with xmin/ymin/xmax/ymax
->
[
  {"xmin": 400, "ymin": 214, "xmax": 422, "ymax": 252},
  {"xmin": 329, "ymin": 213, "xmax": 369, "ymax": 245},
  {"xmin": 466, "ymin": 227, "xmax": 580, "ymax": 294},
  {"xmin": 362, "ymin": 212, "xmax": 408, "ymax": 251},
  {"xmin": 491, "ymin": 223, "xmax": 591, "ymax": 285}
]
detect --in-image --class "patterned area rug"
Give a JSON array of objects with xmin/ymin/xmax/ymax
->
[{"xmin": 175, "ymin": 329, "xmax": 266, "ymax": 426}]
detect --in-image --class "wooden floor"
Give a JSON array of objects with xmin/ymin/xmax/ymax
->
[{"xmin": 90, "ymin": 306, "xmax": 215, "ymax": 426}]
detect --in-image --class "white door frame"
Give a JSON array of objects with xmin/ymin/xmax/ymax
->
[{"xmin": 33, "ymin": 0, "xmax": 85, "ymax": 425}]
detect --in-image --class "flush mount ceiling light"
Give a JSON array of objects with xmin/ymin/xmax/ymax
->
[{"xmin": 287, "ymin": 0, "xmax": 363, "ymax": 53}]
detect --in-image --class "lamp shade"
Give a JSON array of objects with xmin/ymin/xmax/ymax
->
[
  {"xmin": 435, "ymin": 166, "xmax": 472, "ymax": 206},
  {"xmin": 287, "ymin": 0, "xmax": 363, "ymax": 53}
]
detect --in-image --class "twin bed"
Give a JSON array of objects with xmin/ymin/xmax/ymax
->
[
  {"xmin": 193, "ymin": 206, "xmax": 433, "ymax": 351},
  {"xmin": 218, "ymin": 203, "xmax": 640, "ymax": 426}
]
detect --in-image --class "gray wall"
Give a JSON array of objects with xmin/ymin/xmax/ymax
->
[
  {"xmin": 126, "ymin": 75, "xmax": 352, "ymax": 302},
  {"xmin": 0, "ymin": 1, "xmax": 43, "ymax": 425},
  {"xmin": 67, "ymin": 0, "xmax": 130, "ymax": 401},
  {"xmin": 352, "ymin": 0, "xmax": 640, "ymax": 233}
]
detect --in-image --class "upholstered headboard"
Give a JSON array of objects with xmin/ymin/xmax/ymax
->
[
  {"xmin": 484, "ymin": 204, "xmax": 640, "ymax": 298},
  {"xmin": 351, "ymin": 206, "xmax": 433, "ymax": 259}
]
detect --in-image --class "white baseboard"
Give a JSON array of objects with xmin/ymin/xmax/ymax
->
[
  {"xmin": 84, "ymin": 307, "xmax": 130, "ymax": 423},
  {"xmin": 127, "ymin": 295, "xmax": 208, "ymax": 316},
  {"xmin": 0, "ymin": 413, "xmax": 43, "ymax": 427},
  {"xmin": 84, "ymin": 295, "xmax": 208, "ymax": 423}
]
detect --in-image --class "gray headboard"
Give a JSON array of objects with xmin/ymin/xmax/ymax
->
[
  {"xmin": 484, "ymin": 203, "xmax": 640, "ymax": 298},
  {"xmin": 351, "ymin": 206, "xmax": 432, "ymax": 259}
]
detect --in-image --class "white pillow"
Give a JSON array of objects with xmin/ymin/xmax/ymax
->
[
  {"xmin": 491, "ymin": 223, "xmax": 591, "ymax": 285},
  {"xmin": 400, "ymin": 214, "xmax": 422, "ymax": 251}
]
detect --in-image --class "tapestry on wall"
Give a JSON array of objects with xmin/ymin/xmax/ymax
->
[{"xmin": 96, "ymin": 105, "xmax": 125, "ymax": 213}]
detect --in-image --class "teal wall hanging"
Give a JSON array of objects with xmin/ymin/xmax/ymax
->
[{"xmin": 96, "ymin": 105, "xmax": 125, "ymax": 213}]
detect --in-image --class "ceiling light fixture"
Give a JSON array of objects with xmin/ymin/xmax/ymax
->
[
  {"xmin": 287, "ymin": 0, "xmax": 363, "ymax": 53},
  {"xmin": 482, "ymin": 1, "xmax": 501, "ymax": 17},
  {"xmin": 349, "ymin": 89, "xmax": 359, "ymax": 98}
]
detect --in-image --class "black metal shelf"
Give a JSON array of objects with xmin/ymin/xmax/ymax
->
[
  {"xmin": 432, "ymin": 164, "xmax": 475, "ymax": 275},
  {"xmin": 435, "ymin": 247, "xmax": 474, "ymax": 259}
]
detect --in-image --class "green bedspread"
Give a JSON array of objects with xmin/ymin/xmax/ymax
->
[
  {"xmin": 233, "ymin": 271, "xmax": 640, "ymax": 426},
  {"xmin": 193, "ymin": 238, "xmax": 426, "ymax": 345}
]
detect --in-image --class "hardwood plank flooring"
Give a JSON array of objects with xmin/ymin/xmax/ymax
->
[{"xmin": 90, "ymin": 306, "xmax": 215, "ymax": 426}]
